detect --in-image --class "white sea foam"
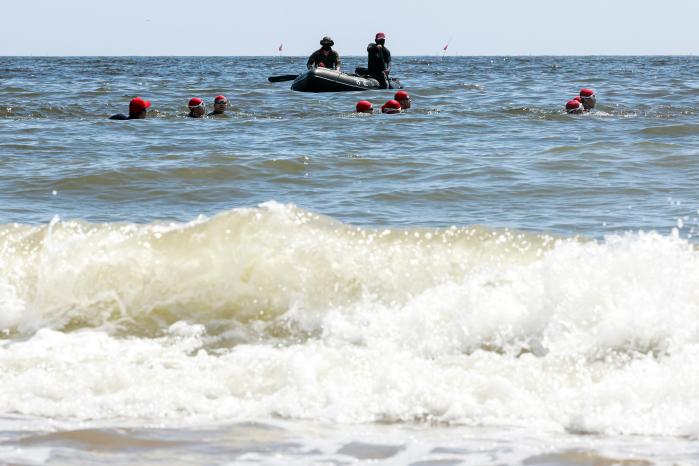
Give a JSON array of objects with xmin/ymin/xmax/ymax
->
[{"xmin": 1, "ymin": 204, "xmax": 699, "ymax": 436}]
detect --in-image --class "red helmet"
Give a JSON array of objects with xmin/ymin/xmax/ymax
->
[
  {"xmin": 356, "ymin": 100, "xmax": 373, "ymax": 113},
  {"xmin": 566, "ymin": 99, "xmax": 584, "ymax": 114},
  {"xmin": 188, "ymin": 97, "xmax": 204, "ymax": 108},
  {"xmin": 381, "ymin": 99, "xmax": 401, "ymax": 114},
  {"xmin": 129, "ymin": 97, "xmax": 151, "ymax": 114},
  {"xmin": 579, "ymin": 88, "xmax": 597, "ymax": 109}
]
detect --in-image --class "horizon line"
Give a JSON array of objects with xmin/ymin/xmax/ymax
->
[{"xmin": 1, "ymin": 54, "xmax": 697, "ymax": 58}]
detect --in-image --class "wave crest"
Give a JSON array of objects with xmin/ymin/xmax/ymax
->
[{"xmin": 1, "ymin": 203, "xmax": 698, "ymax": 363}]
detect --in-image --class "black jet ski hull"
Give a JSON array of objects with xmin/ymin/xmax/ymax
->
[{"xmin": 291, "ymin": 68, "xmax": 402, "ymax": 92}]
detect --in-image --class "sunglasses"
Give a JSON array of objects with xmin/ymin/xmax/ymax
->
[
  {"xmin": 189, "ymin": 103, "xmax": 205, "ymax": 109},
  {"xmin": 215, "ymin": 100, "xmax": 228, "ymax": 104}
]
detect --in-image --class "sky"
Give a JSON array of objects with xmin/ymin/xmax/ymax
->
[{"xmin": 3, "ymin": 0, "xmax": 699, "ymax": 56}]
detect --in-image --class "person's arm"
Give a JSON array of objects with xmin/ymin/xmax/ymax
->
[
  {"xmin": 335, "ymin": 52, "xmax": 341, "ymax": 71},
  {"xmin": 367, "ymin": 43, "xmax": 379, "ymax": 71},
  {"xmin": 385, "ymin": 49, "xmax": 392, "ymax": 74},
  {"xmin": 307, "ymin": 51, "xmax": 317, "ymax": 70}
]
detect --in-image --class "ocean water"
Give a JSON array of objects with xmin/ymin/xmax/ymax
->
[{"xmin": 1, "ymin": 56, "xmax": 699, "ymax": 465}]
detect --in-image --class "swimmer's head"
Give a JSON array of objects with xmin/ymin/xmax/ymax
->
[
  {"xmin": 381, "ymin": 99, "xmax": 401, "ymax": 114},
  {"xmin": 213, "ymin": 95, "xmax": 228, "ymax": 114},
  {"xmin": 566, "ymin": 99, "xmax": 584, "ymax": 115},
  {"xmin": 394, "ymin": 90, "xmax": 411, "ymax": 110},
  {"xmin": 579, "ymin": 88, "xmax": 596, "ymax": 110},
  {"xmin": 188, "ymin": 97, "xmax": 206, "ymax": 118},
  {"xmin": 128, "ymin": 97, "xmax": 151, "ymax": 119},
  {"xmin": 356, "ymin": 100, "xmax": 373, "ymax": 114}
]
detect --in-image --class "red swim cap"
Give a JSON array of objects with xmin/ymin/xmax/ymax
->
[
  {"xmin": 580, "ymin": 88, "xmax": 595, "ymax": 98},
  {"xmin": 375, "ymin": 32, "xmax": 386, "ymax": 40},
  {"xmin": 356, "ymin": 100, "xmax": 373, "ymax": 112},
  {"xmin": 188, "ymin": 97, "xmax": 204, "ymax": 108},
  {"xmin": 214, "ymin": 95, "xmax": 227, "ymax": 103},
  {"xmin": 381, "ymin": 99, "xmax": 401, "ymax": 114},
  {"xmin": 566, "ymin": 99, "xmax": 584, "ymax": 113},
  {"xmin": 129, "ymin": 97, "xmax": 151, "ymax": 114},
  {"xmin": 573, "ymin": 96, "xmax": 582, "ymax": 102},
  {"xmin": 394, "ymin": 91, "xmax": 410, "ymax": 101}
]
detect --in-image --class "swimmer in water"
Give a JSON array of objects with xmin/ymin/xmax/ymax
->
[
  {"xmin": 187, "ymin": 97, "xmax": 206, "ymax": 118},
  {"xmin": 207, "ymin": 95, "xmax": 228, "ymax": 117},
  {"xmin": 381, "ymin": 99, "xmax": 401, "ymax": 114},
  {"xmin": 356, "ymin": 100, "xmax": 374, "ymax": 114},
  {"xmin": 579, "ymin": 88, "xmax": 596, "ymax": 111},
  {"xmin": 565, "ymin": 99, "xmax": 585, "ymax": 115},
  {"xmin": 109, "ymin": 97, "xmax": 150, "ymax": 120},
  {"xmin": 394, "ymin": 90, "xmax": 411, "ymax": 110}
]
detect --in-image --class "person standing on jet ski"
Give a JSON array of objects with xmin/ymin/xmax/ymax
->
[
  {"xmin": 367, "ymin": 32, "xmax": 392, "ymax": 89},
  {"xmin": 307, "ymin": 36, "xmax": 341, "ymax": 71}
]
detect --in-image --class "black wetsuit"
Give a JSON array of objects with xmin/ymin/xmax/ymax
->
[
  {"xmin": 109, "ymin": 114, "xmax": 130, "ymax": 120},
  {"xmin": 367, "ymin": 43, "xmax": 391, "ymax": 89},
  {"xmin": 306, "ymin": 49, "xmax": 341, "ymax": 70}
]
